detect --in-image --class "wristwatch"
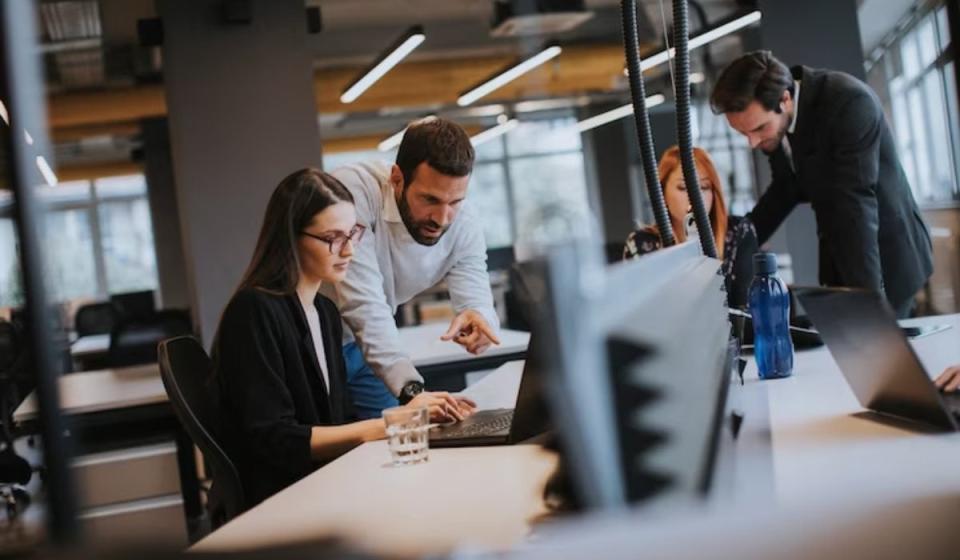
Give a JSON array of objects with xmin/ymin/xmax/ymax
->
[{"xmin": 398, "ymin": 381, "xmax": 425, "ymax": 405}]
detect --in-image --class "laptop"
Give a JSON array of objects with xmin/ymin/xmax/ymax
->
[
  {"xmin": 429, "ymin": 334, "xmax": 549, "ymax": 447},
  {"xmin": 795, "ymin": 287, "xmax": 960, "ymax": 431}
]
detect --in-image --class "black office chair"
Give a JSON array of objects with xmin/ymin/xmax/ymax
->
[
  {"xmin": 74, "ymin": 302, "xmax": 115, "ymax": 337},
  {"xmin": 108, "ymin": 309, "xmax": 193, "ymax": 368},
  {"xmin": 110, "ymin": 290, "xmax": 157, "ymax": 325},
  {"xmin": 158, "ymin": 336, "xmax": 246, "ymax": 531}
]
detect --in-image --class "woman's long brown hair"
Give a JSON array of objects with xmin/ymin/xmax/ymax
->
[
  {"xmin": 237, "ymin": 168, "xmax": 354, "ymax": 296},
  {"xmin": 657, "ymin": 146, "xmax": 728, "ymax": 258}
]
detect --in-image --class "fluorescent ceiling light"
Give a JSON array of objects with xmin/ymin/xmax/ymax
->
[
  {"xmin": 576, "ymin": 94, "xmax": 666, "ymax": 132},
  {"xmin": 688, "ymin": 10, "xmax": 761, "ymax": 50},
  {"xmin": 341, "ymin": 25, "xmax": 426, "ymax": 104},
  {"xmin": 624, "ymin": 10, "xmax": 762, "ymax": 76},
  {"xmin": 377, "ymin": 115, "xmax": 436, "ymax": 152},
  {"xmin": 0, "ymin": 100, "xmax": 8, "ymax": 125},
  {"xmin": 378, "ymin": 128, "xmax": 406, "ymax": 152},
  {"xmin": 457, "ymin": 44, "xmax": 562, "ymax": 107},
  {"xmin": 35, "ymin": 155, "xmax": 58, "ymax": 186},
  {"xmin": 513, "ymin": 96, "xmax": 591, "ymax": 113},
  {"xmin": 689, "ymin": 72, "xmax": 706, "ymax": 84},
  {"xmin": 471, "ymin": 117, "xmax": 519, "ymax": 146}
]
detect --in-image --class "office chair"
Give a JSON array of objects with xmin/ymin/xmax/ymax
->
[
  {"xmin": 109, "ymin": 290, "xmax": 156, "ymax": 325},
  {"xmin": 108, "ymin": 309, "xmax": 193, "ymax": 368},
  {"xmin": 0, "ymin": 319, "xmax": 35, "ymax": 522},
  {"xmin": 158, "ymin": 336, "xmax": 246, "ymax": 531},
  {"xmin": 74, "ymin": 302, "xmax": 115, "ymax": 337}
]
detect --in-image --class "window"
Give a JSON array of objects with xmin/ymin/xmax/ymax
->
[
  {"xmin": 0, "ymin": 215, "xmax": 22, "ymax": 307},
  {"xmin": 0, "ymin": 174, "xmax": 159, "ymax": 308},
  {"xmin": 690, "ymin": 103, "xmax": 757, "ymax": 216},
  {"xmin": 882, "ymin": 3, "xmax": 959, "ymax": 204},
  {"xmin": 475, "ymin": 115, "xmax": 591, "ymax": 247}
]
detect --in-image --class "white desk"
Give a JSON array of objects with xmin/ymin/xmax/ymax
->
[
  {"xmin": 191, "ymin": 360, "xmax": 555, "ymax": 557},
  {"xmin": 33, "ymin": 325, "xmax": 528, "ymax": 421},
  {"xmin": 68, "ymin": 326, "xmax": 528, "ymax": 366},
  {"xmin": 70, "ymin": 333, "xmax": 111, "ymax": 359},
  {"xmin": 503, "ymin": 314, "xmax": 960, "ymax": 559},
  {"xmin": 194, "ymin": 314, "xmax": 960, "ymax": 559},
  {"xmin": 400, "ymin": 323, "xmax": 529, "ymax": 368},
  {"xmin": 13, "ymin": 364, "xmax": 165, "ymax": 423}
]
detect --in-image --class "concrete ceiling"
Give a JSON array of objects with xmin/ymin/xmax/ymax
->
[{"xmin": 857, "ymin": 0, "xmax": 922, "ymax": 54}]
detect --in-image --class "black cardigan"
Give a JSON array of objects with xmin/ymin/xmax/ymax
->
[{"xmin": 214, "ymin": 288, "xmax": 354, "ymax": 506}]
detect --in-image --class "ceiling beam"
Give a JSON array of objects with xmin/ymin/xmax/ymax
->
[
  {"xmin": 56, "ymin": 160, "xmax": 143, "ymax": 182},
  {"xmin": 322, "ymin": 124, "xmax": 483, "ymax": 154},
  {"xmin": 47, "ymin": 42, "xmax": 641, "ymax": 132}
]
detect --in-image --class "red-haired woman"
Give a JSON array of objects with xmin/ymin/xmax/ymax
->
[{"xmin": 624, "ymin": 145, "xmax": 729, "ymax": 259}]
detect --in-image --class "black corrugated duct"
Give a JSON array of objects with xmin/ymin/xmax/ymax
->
[
  {"xmin": 621, "ymin": 0, "xmax": 676, "ymax": 247},
  {"xmin": 672, "ymin": 0, "xmax": 717, "ymax": 257}
]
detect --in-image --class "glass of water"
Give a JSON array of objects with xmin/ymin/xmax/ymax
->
[{"xmin": 383, "ymin": 406, "xmax": 430, "ymax": 466}]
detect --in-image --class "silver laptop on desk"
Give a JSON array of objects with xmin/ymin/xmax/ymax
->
[{"xmin": 795, "ymin": 287, "xmax": 960, "ymax": 432}]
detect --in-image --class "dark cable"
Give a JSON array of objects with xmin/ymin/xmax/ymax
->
[
  {"xmin": 621, "ymin": 0, "xmax": 676, "ymax": 247},
  {"xmin": 672, "ymin": 0, "xmax": 718, "ymax": 257}
]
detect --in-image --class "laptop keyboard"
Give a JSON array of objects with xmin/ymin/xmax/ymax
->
[
  {"xmin": 431, "ymin": 410, "xmax": 514, "ymax": 440},
  {"xmin": 943, "ymin": 392, "xmax": 960, "ymax": 416}
]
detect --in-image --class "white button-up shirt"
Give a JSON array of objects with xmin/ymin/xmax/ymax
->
[
  {"xmin": 325, "ymin": 161, "xmax": 499, "ymax": 395},
  {"xmin": 781, "ymin": 79, "xmax": 801, "ymax": 172}
]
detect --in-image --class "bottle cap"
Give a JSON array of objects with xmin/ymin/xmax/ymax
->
[{"xmin": 753, "ymin": 252, "xmax": 778, "ymax": 275}]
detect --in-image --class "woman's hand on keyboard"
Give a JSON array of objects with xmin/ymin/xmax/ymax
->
[
  {"xmin": 934, "ymin": 365, "xmax": 960, "ymax": 392},
  {"xmin": 406, "ymin": 391, "xmax": 477, "ymax": 422}
]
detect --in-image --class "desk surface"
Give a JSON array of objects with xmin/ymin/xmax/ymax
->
[
  {"xmin": 21, "ymin": 326, "xmax": 529, "ymax": 423},
  {"xmin": 70, "ymin": 333, "xmax": 111, "ymax": 358},
  {"xmin": 191, "ymin": 360, "xmax": 555, "ymax": 557},
  {"xmin": 13, "ymin": 363, "xmax": 165, "ymax": 423},
  {"xmin": 498, "ymin": 314, "xmax": 960, "ymax": 559},
  {"xmin": 400, "ymin": 322, "xmax": 529, "ymax": 367},
  {"xmin": 194, "ymin": 314, "xmax": 960, "ymax": 558},
  {"xmin": 68, "ymin": 325, "xmax": 529, "ymax": 366}
]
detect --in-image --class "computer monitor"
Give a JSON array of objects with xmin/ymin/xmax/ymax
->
[{"xmin": 530, "ymin": 240, "xmax": 735, "ymax": 510}]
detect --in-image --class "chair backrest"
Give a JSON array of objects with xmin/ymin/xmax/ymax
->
[
  {"xmin": 108, "ymin": 309, "xmax": 193, "ymax": 368},
  {"xmin": 110, "ymin": 290, "xmax": 156, "ymax": 324},
  {"xmin": 74, "ymin": 302, "xmax": 115, "ymax": 337},
  {"xmin": 157, "ymin": 336, "xmax": 245, "ymax": 528}
]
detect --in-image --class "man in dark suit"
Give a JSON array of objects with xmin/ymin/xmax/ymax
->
[{"xmin": 710, "ymin": 50, "xmax": 933, "ymax": 317}]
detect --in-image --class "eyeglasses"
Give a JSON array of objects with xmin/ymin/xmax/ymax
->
[{"xmin": 301, "ymin": 224, "xmax": 366, "ymax": 254}]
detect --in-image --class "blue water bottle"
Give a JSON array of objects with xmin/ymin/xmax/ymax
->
[{"xmin": 749, "ymin": 253, "xmax": 793, "ymax": 379}]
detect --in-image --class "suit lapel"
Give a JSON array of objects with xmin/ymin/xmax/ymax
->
[{"xmin": 788, "ymin": 65, "xmax": 821, "ymax": 160}]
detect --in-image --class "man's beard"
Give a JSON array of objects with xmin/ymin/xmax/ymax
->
[
  {"xmin": 398, "ymin": 191, "xmax": 450, "ymax": 246},
  {"xmin": 760, "ymin": 112, "xmax": 791, "ymax": 154}
]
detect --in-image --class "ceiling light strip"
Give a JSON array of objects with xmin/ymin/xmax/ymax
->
[
  {"xmin": 457, "ymin": 44, "xmax": 562, "ymax": 107},
  {"xmin": 341, "ymin": 25, "xmax": 426, "ymax": 104},
  {"xmin": 576, "ymin": 94, "xmax": 666, "ymax": 132},
  {"xmin": 470, "ymin": 118, "xmax": 519, "ymax": 146}
]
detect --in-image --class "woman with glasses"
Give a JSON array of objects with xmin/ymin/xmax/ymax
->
[{"xmin": 214, "ymin": 168, "xmax": 474, "ymax": 506}]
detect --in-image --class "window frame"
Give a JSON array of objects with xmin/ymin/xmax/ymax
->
[{"xmin": 0, "ymin": 173, "xmax": 158, "ymax": 306}]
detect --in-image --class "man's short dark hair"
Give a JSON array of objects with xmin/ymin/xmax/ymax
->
[
  {"xmin": 395, "ymin": 117, "xmax": 475, "ymax": 187},
  {"xmin": 710, "ymin": 50, "xmax": 794, "ymax": 115}
]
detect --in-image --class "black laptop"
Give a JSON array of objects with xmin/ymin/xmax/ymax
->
[
  {"xmin": 429, "ymin": 335, "xmax": 549, "ymax": 447},
  {"xmin": 795, "ymin": 287, "xmax": 960, "ymax": 431}
]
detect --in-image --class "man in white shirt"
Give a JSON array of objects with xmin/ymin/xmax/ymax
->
[{"xmin": 328, "ymin": 117, "xmax": 501, "ymax": 418}]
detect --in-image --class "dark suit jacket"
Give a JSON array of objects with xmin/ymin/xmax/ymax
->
[
  {"xmin": 748, "ymin": 65, "xmax": 933, "ymax": 309},
  {"xmin": 214, "ymin": 288, "xmax": 354, "ymax": 506}
]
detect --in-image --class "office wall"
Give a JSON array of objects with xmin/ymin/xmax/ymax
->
[{"xmin": 158, "ymin": 0, "xmax": 322, "ymax": 345}]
